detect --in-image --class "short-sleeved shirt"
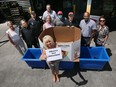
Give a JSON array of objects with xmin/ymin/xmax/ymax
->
[
  {"xmin": 42, "ymin": 10, "xmax": 57, "ymax": 21},
  {"xmin": 6, "ymin": 27, "xmax": 20, "ymax": 42},
  {"xmin": 54, "ymin": 17, "xmax": 66, "ymax": 26},
  {"xmin": 96, "ymin": 25, "xmax": 109, "ymax": 45},
  {"xmin": 43, "ymin": 22, "xmax": 54, "ymax": 29},
  {"xmin": 79, "ymin": 19, "xmax": 97, "ymax": 37}
]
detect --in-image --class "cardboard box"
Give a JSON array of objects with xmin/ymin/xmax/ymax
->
[{"xmin": 39, "ymin": 26, "xmax": 81, "ymax": 61}]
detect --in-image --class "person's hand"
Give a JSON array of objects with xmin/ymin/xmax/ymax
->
[
  {"xmin": 102, "ymin": 43, "xmax": 105, "ymax": 46},
  {"xmin": 73, "ymin": 58, "xmax": 80, "ymax": 62},
  {"xmin": 87, "ymin": 41, "xmax": 91, "ymax": 46},
  {"xmin": 66, "ymin": 26, "xmax": 70, "ymax": 27},
  {"xmin": 40, "ymin": 54, "xmax": 47, "ymax": 60},
  {"xmin": 71, "ymin": 26, "xmax": 74, "ymax": 28}
]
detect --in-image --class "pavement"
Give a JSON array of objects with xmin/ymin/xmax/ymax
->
[{"xmin": 0, "ymin": 22, "xmax": 116, "ymax": 87}]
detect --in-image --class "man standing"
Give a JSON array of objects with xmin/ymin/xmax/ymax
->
[
  {"xmin": 79, "ymin": 12, "xmax": 97, "ymax": 46},
  {"xmin": 20, "ymin": 20, "xmax": 33, "ymax": 48},
  {"xmin": 54, "ymin": 11, "xmax": 66, "ymax": 26},
  {"xmin": 65, "ymin": 12, "xmax": 79, "ymax": 27},
  {"xmin": 28, "ymin": 11, "xmax": 41, "ymax": 48},
  {"xmin": 42, "ymin": 4, "xmax": 57, "ymax": 22},
  {"xmin": 6, "ymin": 21, "xmax": 26, "ymax": 55}
]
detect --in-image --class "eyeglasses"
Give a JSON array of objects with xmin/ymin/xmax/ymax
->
[{"xmin": 100, "ymin": 20, "xmax": 105, "ymax": 22}]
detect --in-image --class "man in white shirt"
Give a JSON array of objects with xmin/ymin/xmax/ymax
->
[
  {"xmin": 79, "ymin": 12, "xmax": 97, "ymax": 46},
  {"xmin": 42, "ymin": 4, "xmax": 57, "ymax": 22},
  {"xmin": 6, "ymin": 21, "xmax": 26, "ymax": 55}
]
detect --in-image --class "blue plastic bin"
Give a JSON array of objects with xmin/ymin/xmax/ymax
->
[
  {"xmin": 21, "ymin": 48, "xmax": 46, "ymax": 68},
  {"xmin": 21, "ymin": 48, "xmax": 75, "ymax": 69},
  {"xmin": 79, "ymin": 47, "xmax": 110, "ymax": 70}
]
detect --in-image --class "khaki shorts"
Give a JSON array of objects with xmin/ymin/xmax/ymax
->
[{"xmin": 47, "ymin": 60, "xmax": 60, "ymax": 71}]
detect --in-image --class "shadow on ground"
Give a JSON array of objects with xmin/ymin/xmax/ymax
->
[
  {"xmin": 0, "ymin": 40, "xmax": 9, "ymax": 47},
  {"xmin": 106, "ymin": 48, "xmax": 112, "ymax": 57},
  {"xmin": 60, "ymin": 63, "xmax": 88, "ymax": 86}
]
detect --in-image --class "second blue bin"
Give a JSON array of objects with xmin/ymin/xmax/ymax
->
[{"xmin": 79, "ymin": 47, "xmax": 110, "ymax": 70}]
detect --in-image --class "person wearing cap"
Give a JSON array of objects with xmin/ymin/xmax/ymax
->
[
  {"xmin": 28, "ymin": 11, "xmax": 42, "ymax": 48},
  {"xmin": 65, "ymin": 12, "xmax": 79, "ymax": 27},
  {"xmin": 42, "ymin": 4, "xmax": 57, "ymax": 22},
  {"xmin": 79, "ymin": 12, "xmax": 97, "ymax": 46},
  {"xmin": 54, "ymin": 11, "xmax": 66, "ymax": 26}
]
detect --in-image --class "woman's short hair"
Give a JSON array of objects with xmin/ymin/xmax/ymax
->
[
  {"xmin": 45, "ymin": 15, "xmax": 52, "ymax": 22},
  {"xmin": 42, "ymin": 35, "xmax": 55, "ymax": 49},
  {"xmin": 7, "ymin": 21, "xmax": 13, "ymax": 26},
  {"xmin": 20, "ymin": 19, "xmax": 27, "ymax": 24},
  {"xmin": 99, "ymin": 16, "xmax": 106, "ymax": 21}
]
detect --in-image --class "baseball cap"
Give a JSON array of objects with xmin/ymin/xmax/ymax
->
[
  {"xmin": 57, "ymin": 11, "xmax": 63, "ymax": 15},
  {"xmin": 68, "ymin": 12, "xmax": 74, "ymax": 16}
]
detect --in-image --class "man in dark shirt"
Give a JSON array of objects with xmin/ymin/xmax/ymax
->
[
  {"xmin": 65, "ymin": 12, "xmax": 79, "ymax": 27},
  {"xmin": 20, "ymin": 19, "xmax": 33, "ymax": 48},
  {"xmin": 28, "ymin": 11, "xmax": 42, "ymax": 48}
]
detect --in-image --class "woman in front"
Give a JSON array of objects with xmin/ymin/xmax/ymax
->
[
  {"xmin": 40, "ymin": 35, "xmax": 60, "ymax": 82},
  {"xmin": 95, "ymin": 16, "xmax": 109, "ymax": 46}
]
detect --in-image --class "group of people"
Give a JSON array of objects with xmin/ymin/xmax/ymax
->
[
  {"xmin": 42, "ymin": 4, "xmax": 79, "ymax": 29},
  {"xmin": 6, "ymin": 4, "xmax": 109, "ymax": 83},
  {"xmin": 42, "ymin": 4, "xmax": 109, "ymax": 47},
  {"xmin": 6, "ymin": 11, "xmax": 42, "ymax": 55},
  {"xmin": 80, "ymin": 12, "xmax": 109, "ymax": 47}
]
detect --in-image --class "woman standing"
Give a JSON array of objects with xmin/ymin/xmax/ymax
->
[
  {"xmin": 42, "ymin": 15, "xmax": 54, "ymax": 31},
  {"xmin": 40, "ymin": 35, "xmax": 60, "ymax": 82},
  {"xmin": 6, "ymin": 21, "xmax": 26, "ymax": 55},
  {"xmin": 95, "ymin": 16, "xmax": 109, "ymax": 46}
]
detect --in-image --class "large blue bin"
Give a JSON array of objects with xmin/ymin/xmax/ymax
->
[
  {"xmin": 21, "ymin": 48, "xmax": 46, "ymax": 68},
  {"xmin": 21, "ymin": 48, "xmax": 75, "ymax": 69},
  {"xmin": 80, "ymin": 47, "xmax": 110, "ymax": 70}
]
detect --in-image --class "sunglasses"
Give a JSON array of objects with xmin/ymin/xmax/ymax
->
[{"xmin": 100, "ymin": 20, "xmax": 105, "ymax": 22}]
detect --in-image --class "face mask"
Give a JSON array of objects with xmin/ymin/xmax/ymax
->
[{"xmin": 58, "ymin": 15, "xmax": 63, "ymax": 19}]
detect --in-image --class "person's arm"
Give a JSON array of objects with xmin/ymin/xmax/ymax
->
[
  {"xmin": 43, "ymin": 24, "xmax": 46, "ymax": 31},
  {"xmin": 40, "ymin": 49, "xmax": 47, "ymax": 60},
  {"xmin": 88, "ymin": 21, "xmax": 97, "ymax": 45},
  {"xmin": 103, "ymin": 33, "xmax": 109, "ymax": 46},
  {"xmin": 79, "ymin": 20, "xmax": 82, "ymax": 29},
  {"xmin": 87, "ymin": 29, "xmax": 97, "ymax": 45},
  {"xmin": 7, "ymin": 34, "xmax": 16, "ymax": 47},
  {"xmin": 91, "ymin": 29, "xmax": 97, "ymax": 40},
  {"xmin": 54, "ymin": 11, "xmax": 57, "ymax": 19},
  {"xmin": 103, "ymin": 28, "xmax": 109, "ymax": 46},
  {"xmin": 42, "ymin": 12, "xmax": 46, "ymax": 22}
]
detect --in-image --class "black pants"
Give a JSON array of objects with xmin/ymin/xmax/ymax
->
[
  {"xmin": 32, "ymin": 36, "xmax": 40, "ymax": 48},
  {"xmin": 81, "ymin": 36, "xmax": 90, "ymax": 46},
  {"xmin": 26, "ymin": 37, "xmax": 40, "ymax": 48}
]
